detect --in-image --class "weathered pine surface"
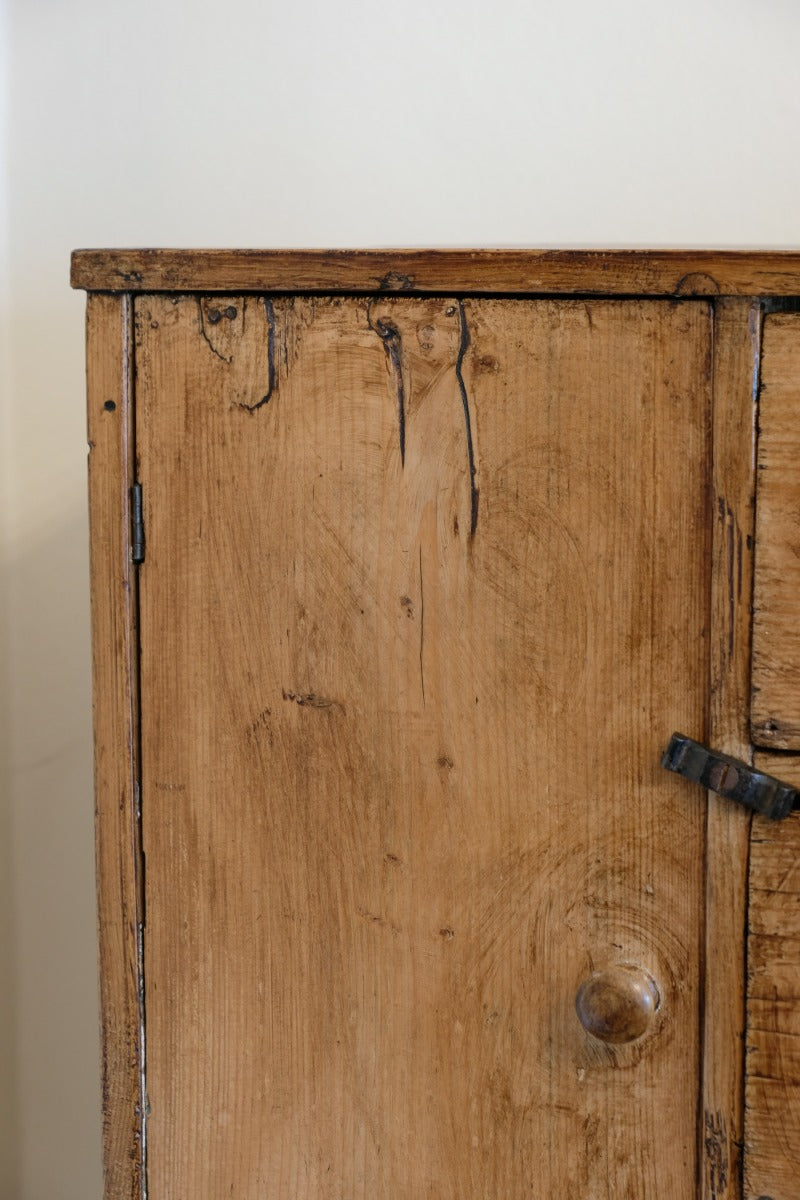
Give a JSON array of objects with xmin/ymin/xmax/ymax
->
[
  {"xmin": 71, "ymin": 247, "xmax": 800, "ymax": 296},
  {"xmin": 752, "ymin": 313, "xmax": 800, "ymax": 749},
  {"xmin": 135, "ymin": 294, "xmax": 712, "ymax": 1199},
  {"xmin": 86, "ymin": 295, "xmax": 144, "ymax": 1198},
  {"xmin": 745, "ymin": 753, "xmax": 800, "ymax": 1200}
]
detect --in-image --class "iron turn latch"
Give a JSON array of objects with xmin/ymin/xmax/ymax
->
[{"xmin": 662, "ymin": 733, "xmax": 799, "ymax": 821}]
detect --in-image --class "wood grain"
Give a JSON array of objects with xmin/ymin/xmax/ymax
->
[
  {"xmin": 86, "ymin": 294, "xmax": 144, "ymax": 1200},
  {"xmin": 71, "ymin": 247, "xmax": 800, "ymax": 297},
  {"xmin": 135, "ymin": 294, "xmax": 712, "ymax": 1198},
  {"xmin": 745, "ymin": 753, "xmax": 800, "ymax": 1200},
  {"xmin": 703, "ymin": 299, "xmax": 761, "ymax": 1200},
  {"xmin": 752, "ymin": 314, "xmax": 800, "ymax": 749}
]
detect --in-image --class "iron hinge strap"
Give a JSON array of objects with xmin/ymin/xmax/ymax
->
[
  {"xmin": 662, "ymin": 733, "xmax": 799, "ymax": 820},
  {"xmin": 130, "ymin": 483, "xmax": 145, "ymax": 564}
]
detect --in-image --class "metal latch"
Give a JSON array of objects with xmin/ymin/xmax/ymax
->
[{"xmin": 662, "ymin": 733, "xmax": 799, "ymax": 821}]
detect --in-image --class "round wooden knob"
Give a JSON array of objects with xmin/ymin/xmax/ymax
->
[{"xmin": 575, "ymin": 966, "xmax": 659, "ymax": 1044}]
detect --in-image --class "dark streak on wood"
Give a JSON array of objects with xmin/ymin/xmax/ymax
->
[
  {"xmin": 369, "ymin": 310, "xmax": 406, "ymax": 465},
  {"xmin": 197, "ymin": 298, "xmax": 232, "ymax": 363},
  {"xmin": 456, "ymin": 301, "xmax": 479, "ymax": 536},
  {"xmin": 241, "ymin": 298, "xmax": 277, "ymax": 412}
]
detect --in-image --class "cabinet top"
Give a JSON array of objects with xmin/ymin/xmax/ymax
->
[{"xmin": 71, "ymin": 248, "xmax": 800, "ymax": 297}]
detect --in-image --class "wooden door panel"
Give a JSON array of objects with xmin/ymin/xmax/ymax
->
[
  {"xmin": 746, "ymin": 313, "xmax": 800, "ymax": 1199},
  {"xmin": 135, "ymin": 295, "xmax": 712, "ymax": 1198},
  {"xmin": 745, "ymin": 754, "xmax": 800, "ymax": 1200},
  {"xmin": 752, "ymin": 313, "xmax": 800, "ymax": 748}
]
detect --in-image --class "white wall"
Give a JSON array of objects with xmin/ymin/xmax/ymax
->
[{"xmin": 2, "ymin": 2, "xmax": 799, "ymax": 1196}]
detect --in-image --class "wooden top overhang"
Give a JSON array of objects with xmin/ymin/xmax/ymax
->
[{"xmin": 71, "ymin": 248, "xmax": 800, "ymax": 296}]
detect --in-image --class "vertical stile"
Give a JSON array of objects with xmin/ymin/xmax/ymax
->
[
  {"xmin": 86, "ymin": 294, "xmax": 145, "ymax": 1200},
  {"xmin": 703, "ymin": 297, "xmax": 761, "ymax": 1200}
]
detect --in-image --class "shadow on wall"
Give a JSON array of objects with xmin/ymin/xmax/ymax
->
[{"xmin": 0, "ymin": 501, "xmax": 103, "ymax": 1199}]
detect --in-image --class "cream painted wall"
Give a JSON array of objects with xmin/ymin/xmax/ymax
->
[{"xmin": 1, "ymin": 1, "xmax": 799, "ymax": 1196}]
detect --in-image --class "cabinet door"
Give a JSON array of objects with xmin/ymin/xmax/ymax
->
[
  {"xmin": 745, "ymin": 311, "xmax": 800, "ymax": 1199},
  {"xmin": 752, "ymin": 312, "xmax": 800, "ymax": 748},
  {"xmin": 134, "ymin": 295, "xmax": 712, "ymax": 1198}
]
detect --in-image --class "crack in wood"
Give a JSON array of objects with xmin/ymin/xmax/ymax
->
[
  {"xmin": 455, "ymin": 300, "xmax": 479, "ymax": 537},
  {"xmin": 370, "ymin": 311, "xmax": 406, "ymax": 465},
  {"xmin": 368, "ymin": 299, "xmax": 479, "ymax": 535},
  {"xmin": 240, "ymin": 298, "xmax": 276, "ymax": 412},
  {"xmin": 197, "ymin": 298, "xmax": 233, "ymax": 363}
]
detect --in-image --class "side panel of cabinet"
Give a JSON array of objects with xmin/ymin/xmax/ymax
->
[
  {"xmin": 85, "ymin": 294, "xmax": 145, "ymax": 1199},
  {"xmin": 133, "ymin": 295, "xmax": 712, "ymax": 1199}
]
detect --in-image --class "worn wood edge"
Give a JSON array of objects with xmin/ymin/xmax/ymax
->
[
  {"xmin": 86, "ymin": 293, "xmax": 144, "ymax": 1200},
  {"xmin": 71, "ymin": 248, "xmax": 800, "ymax": 296},
  {"xmin": 744, "ymin": 752, "xmax": 800, "ymax": 1200},
  {"xmin": 702, "ymin": 298, "xmax": 761, "ymax": 1200}
]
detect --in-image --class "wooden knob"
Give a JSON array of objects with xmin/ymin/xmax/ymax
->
[{"xmin": 575, "ymin": 966, "xmax": 659, "ymax": 1044}]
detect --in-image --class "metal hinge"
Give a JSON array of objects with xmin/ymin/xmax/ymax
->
[
  {"xmin": 131, "ymin": 483, "xmax": 145, "ymax": 564},
  {"xmin": 662, "ymin": 732, "xmax": 799, "ymax": 820}
]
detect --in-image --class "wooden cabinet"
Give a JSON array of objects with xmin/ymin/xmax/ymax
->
[{"xmin": 73, "ymin": 251, "xmax": 800, "ymax": 1200}]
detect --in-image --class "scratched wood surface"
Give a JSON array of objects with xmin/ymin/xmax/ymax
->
[
  {"xmin": 745, "ymin": 754, "xmax": 800, "ymax": 1200},
  {"xmin": 86, "ymin": 294, "xmax": 144, "ymax": 1199},
  {"xmin": 71, "ymin": 247, "xmax": 800, "ymax": 297},
  {"xmin": 135, "ymin": 294, "xmax": 712, "ymax": 1199},
  {"xmin": 751, "ymin": 314, "xmax": 800, "ymax": 749},
  {"xmin": 703, "ymin": 299, "xmax": 760, "ymax": 1200}
]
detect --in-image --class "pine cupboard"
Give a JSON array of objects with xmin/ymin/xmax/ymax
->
[{"xmin": 73, "ymin": 250, "xmax": 800, "ymax": 1200}]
